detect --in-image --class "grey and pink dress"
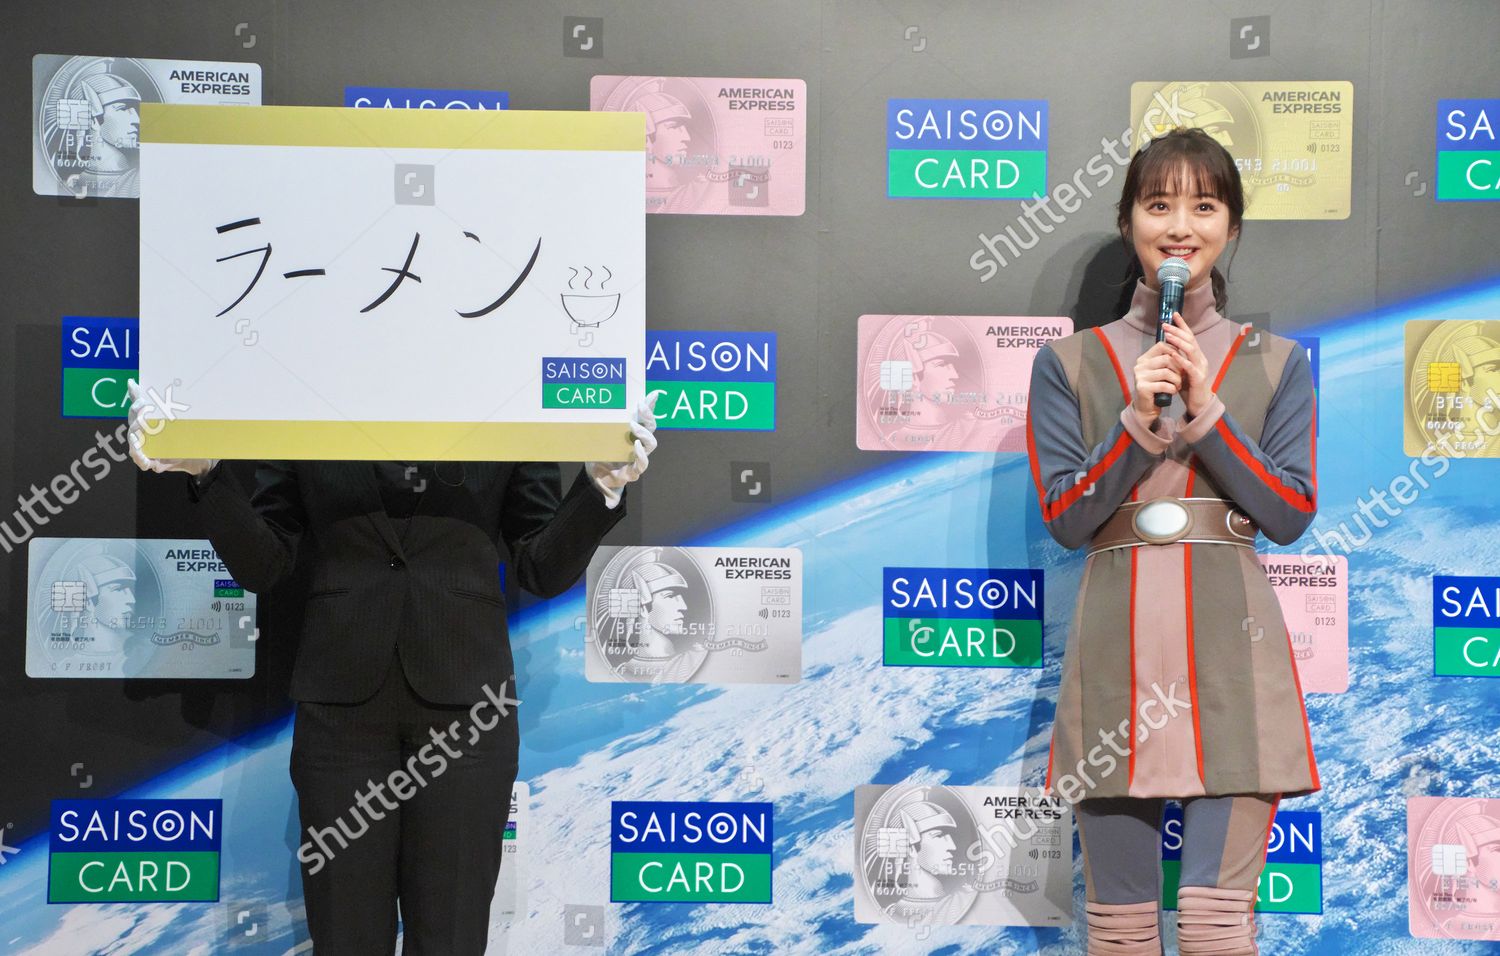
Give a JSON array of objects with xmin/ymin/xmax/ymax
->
[{"xmin": 1026, "ymin": 277, "xmax": 1321, "ymax": 801}]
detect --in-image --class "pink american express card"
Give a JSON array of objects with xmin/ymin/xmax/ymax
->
[
  {"xmin": 1259, "ymin": 554, "xmax": 1349, "ymax": 693},
  {"xmin": 1408, "ymin": 797, "xmax": 1500, "ymax": 940},
  {"xmin": 856, "ymin": 314, "xmax": 1070, "ymax": 452},
  {"xmin": 590, "ymin": 75, "xmax": 806, "ymax": 215}
]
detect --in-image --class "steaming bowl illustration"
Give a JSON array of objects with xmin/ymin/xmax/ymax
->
[{"xmin": 560, "ymin": 293, "xmax": 621, "ymax": 328}]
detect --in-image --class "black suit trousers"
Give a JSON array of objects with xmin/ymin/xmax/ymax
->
[{"xmin": 290, "ymin": 646, "xmax": 519, "ymax": 955}]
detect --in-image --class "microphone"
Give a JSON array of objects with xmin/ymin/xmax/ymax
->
[{"xmin": 1154, "ymin": 257, "xmax": 1191, "ymax": 408}]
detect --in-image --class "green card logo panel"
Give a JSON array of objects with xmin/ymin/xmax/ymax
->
[
  {"xmin": 611, "ymin": 800, "xmax": 772, "ymax": 903},
  {"xmin": 1437, "ymin": 99, "xmax": 1500, "ymax": 200},
  {"xmin": 49, "ymin": 799, "xmax": 222, "ymax": 902},
  {"xmin": 62, "ymin": 317, "xmax": 137, "ymax": 419},
  {"xmin": 883, "ymin": 567, "xmax": 1044, "ymax": 668},
  {"xmin": 542, "ymin": 357, "xmax": 626, "ymax": 409},
  {"xmin": 1161, "ymin": 807, "xmax": 1322, "ymax": 914},
  {"xmin": 1433, "ymin": 575, "xmax": 1500, "ymax": 675},
  {"xmin": 888, "ymin": 99, "xmax": 1048, "ymax": 199},
  {"xmin": 647, "ymin": 331, "xmax": 776, "ymax": 430}
]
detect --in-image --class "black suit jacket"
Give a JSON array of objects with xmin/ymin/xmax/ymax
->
[{"xmin": 187, "ymin": 461, "xmax": 625, "ymax": 705}]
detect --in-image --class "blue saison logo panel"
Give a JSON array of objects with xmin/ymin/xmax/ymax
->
[
  {"xmin": 344, "ymin": 86, "xmax": 509, "ymax": 110},
  {"xmin": 1434, "ymin": 575, "xmax": 1500, "ymax": 676},
  {"xmin": 49, "ymin": 799, "xmax": 222, "ymax": 902},
  {"xmin": 882, "ymin": 567, "xmax": 1043, "ymax": 667},
  {"xmin": 541, "ymin": 357, "xmax": 626, "ymax": 409},
  {"xmin": 1161, "ymin": 807, "xmax": 1321, "ymax": 913},
  {"xmin": 887, "ymin": 98, "xmax": 1048, "ymax": 199},
  {"xmin": 610, "ymin": 800, "xmax": 773, "ymax": 903},
  {"xmin": 61, "ymin": 316, "xmax": 138, "ymax": 419},
  {"xmin": 1436, "ymin": 98, "xmax": 1500, "ymax": 200},
  {"xmin": 646, "ymin": 331, "xmax": 776, "ymax": 430}
]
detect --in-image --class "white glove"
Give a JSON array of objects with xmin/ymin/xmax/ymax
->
[
  {"xmin": 126, "ymin": 380, "xmax": 219, "ymax": 477},
  {"xmin": 587, "ymin": 390, "xmax": 664, "ymax": 509}
]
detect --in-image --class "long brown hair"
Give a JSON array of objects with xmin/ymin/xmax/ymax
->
[{"xmin": 1116, "ymin": 126, "xmax": 1244, "ymax": 312}]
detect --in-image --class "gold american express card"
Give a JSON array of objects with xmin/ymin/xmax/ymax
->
[
  {"xmin": 1404, "ymin": 320, "xmax": 1500, "ymax": 458},
  {"xmin": 1130, "ymin": 81, "xmax": 1352, "ymax": 220}
]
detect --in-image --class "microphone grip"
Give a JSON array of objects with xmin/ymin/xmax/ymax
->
[{"xmin": 1154, "ymin": 281, "xmax": 1183, "ymax": 409}]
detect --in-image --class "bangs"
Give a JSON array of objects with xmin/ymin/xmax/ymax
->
[{"xmin": 1134, "ymin": 152, "xmax": 1234, "ymax": 203}]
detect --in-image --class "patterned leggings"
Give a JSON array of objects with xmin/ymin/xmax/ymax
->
[{"xmin": 1076, "ymin": 794, "xmax": 1280, "ymax": 955}]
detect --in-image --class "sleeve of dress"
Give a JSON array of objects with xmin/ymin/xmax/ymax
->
[
  {"xmin": 1177, "ymin": 342, "xmax": 1318, "ymax": 545},
  {"xmin": 1025, "ymin": 343, "xmax": 1167, "ymax": 550}
]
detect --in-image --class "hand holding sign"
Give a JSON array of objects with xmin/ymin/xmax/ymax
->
[{"xmin": 588, "ymin": 390, "xmax": 665, "ymax": 509}]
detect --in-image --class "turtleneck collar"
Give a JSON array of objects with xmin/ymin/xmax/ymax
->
[{"xmin": 1122, "ymin": 277, "xmax": 1223, "ymax": 335}]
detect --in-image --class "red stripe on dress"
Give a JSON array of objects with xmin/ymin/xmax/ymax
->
[
  {"xmin": 1308, "ymin": 389, "xmax": 1319, "ymax": 503},
  {"xmin": 1045, "ymin": 733, "xmax": 1056, "ymax": 792},
  {"xmin": 1283, "ymin": 627, "xmax": 1322, "ymax": 789},
  {"xmin": 1184, "ymin": 327, "xmax": 1248, "ymax": 496},
  {"xmin": 1092, "ymin": 327, "xmax": 1132, "ymax": 404},
  {"xmin": 1184, "ymin": 543, "xmax": 1206, "ymax": 786},
  {"xmin": 1212, "ymin": 419, "xmax": 1317, "ymax": 512},
  {"xmin": 1042, "ymin": 431, "xmax": 1133, "ymax": 522},
  {"xmin": 1212, "ymin": 328, "xmax": 1249, "ymax": 391},
  {"xmin": 1128, "ymin": 546, "xmax": 1139, "ymax": 788},
  {"xmin": 1025, "ymin": 397, "xmax": 1046, "ymax": 510}
]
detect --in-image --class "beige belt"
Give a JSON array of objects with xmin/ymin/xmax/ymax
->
[{"xmin": 1087, "ymin": 497, "xmax": 1258, "ymax": 556}]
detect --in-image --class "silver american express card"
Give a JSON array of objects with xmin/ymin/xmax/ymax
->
[
  {"xmin": 585, "ymin": 545, "xmax": 802, "ymax": 684},
  {"xmin": 27, "ymin": 537, "xmax": 257, "ymax": 678},
  {"xmin": 854, "ymin": 784, "xmax": 1072, "ymax": 927},
  {"xmin": 32, "ymin": 53, "xmax": 262, "ymax": 199}
]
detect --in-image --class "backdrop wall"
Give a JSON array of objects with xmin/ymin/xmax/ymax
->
[{"xmin": 3, "ymin": 0, "xmax": 1499, "ymax": 952}]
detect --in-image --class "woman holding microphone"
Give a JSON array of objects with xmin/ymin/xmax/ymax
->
[{"xmin": 1026, "ymin": 127, "xmax": 1319, "ymax": 955}]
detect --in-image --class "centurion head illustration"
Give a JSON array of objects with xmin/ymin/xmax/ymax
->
[
  {"xmin": 891, "ymin": 323, "xmax": 961, "ymax": 379},
  {"xmin": 624, "ymin": 80, "xmax": 694, "ymax": 169},
  {"xmin": 36, "ymin": 55, "xmax": 166, "ymax": 197},
  {"xmin": 1454, "ymin": 811, "xmax": 1500, "ymax": 862},
  {"xmin": 632, "ymin": 84, "xmax": 692, "ymax": 140},
  {"xmin": 859, "ymin": 783, "xmax": 988, "ymax": 927},
  {"xmin": 629, "ymin": 560, "xmax": 688, "ymax": 611},
  {"xmin": 57, "ymin": 550, "xmax": 139, "ymax": 655},
  {"xmin": 75, "ymin": 70, "xmax": 142, "ymax": 173},
  {"xmin": 895, "ymin": 797, "xmax": 959, "ymax": 877},
  {"xmin": 888, "ymin": 792, "xmax": 960, "ymax": 882},
  {"xmin": 1453, "ymin": 332, "xmax": 1500, "ymax": 389},
  {"xmin": 599, "ymin": 76, "xmax": 720, "ymax": 209},
  {"xmin": 77, "ymin": 73, "xmax": 142, "ymax": 124},
  {"xmin": 76, "ymin": 553, "xmax": 137, "ymax": 607},
  {"xmin": 591, "ymin": 546, "xmax": 715, "ymax": 683},
  {"xmin": 627, "ymin": 556, "xmax": 690, "ymax": 658}
]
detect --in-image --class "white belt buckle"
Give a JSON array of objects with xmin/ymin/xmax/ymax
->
[{"xmin": 1132, "ymin": 496, "xmax": 1191, "ymax": 545}]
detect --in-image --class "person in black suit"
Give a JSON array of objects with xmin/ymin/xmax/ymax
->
[{"xmin": 127, "ymin": 382, "xmax": 662, "ymax": 955}]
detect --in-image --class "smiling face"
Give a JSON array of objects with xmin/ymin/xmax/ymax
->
[
  {"xmin": 1128, "ymin": 162, "xmax": 1238, "ymax": 294},
  {"xmin": 1116, "ymin": 129, "xmax": 1245, "ymax": 299}
]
